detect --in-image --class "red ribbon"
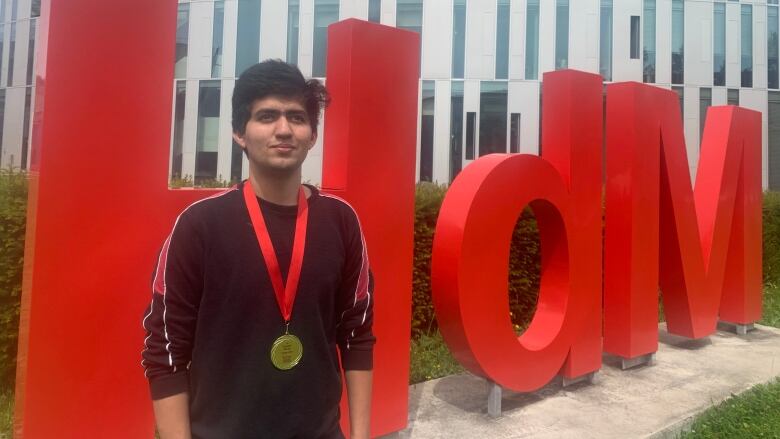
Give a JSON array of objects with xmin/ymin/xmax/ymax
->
[{"xmin": 242, "ymin": 182, "xmax": 309, "ymax": 323}]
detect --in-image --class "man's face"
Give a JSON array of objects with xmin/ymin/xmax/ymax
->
[{"xmin": 233, "ymin": 95, "xmax": 316, "ymax": 176}]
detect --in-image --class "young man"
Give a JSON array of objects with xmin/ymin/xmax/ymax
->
[{"xmin": 142, "ymin": 60, "xmax": 374, "ymax": 439}]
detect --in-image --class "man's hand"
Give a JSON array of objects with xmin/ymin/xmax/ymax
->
[
  {"xmin": 153, "ymin": 392, "xmax": 191, "ymax": 439},
  {"xmin": 345, "ymin": 370, "xmax": 373, "ymax": 439}
]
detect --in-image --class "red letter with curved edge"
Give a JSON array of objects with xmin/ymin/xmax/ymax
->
[
  {"xmin": 603, "ymin": 82, "xmax": 762, "ymax": 360},
  {"xmin": 16, "ymin": 6, "xmax": 417, "ymax": 439},
  {"xmin": 323, "ymin": 20, "xmax": 418, "ymax": 437},
  {"xmin": 431, "ymin": 70, "xmax": 603, "ymax": 391}
]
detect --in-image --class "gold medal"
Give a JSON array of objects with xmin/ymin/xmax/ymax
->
[{"xmin": 270, "ymin": 333, "xmax": 303, "ymax": 370}]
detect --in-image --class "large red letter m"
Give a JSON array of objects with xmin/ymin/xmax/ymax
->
[{"xmin": 604, "ymin": 83, "xmax": 763, "ymax": 360}]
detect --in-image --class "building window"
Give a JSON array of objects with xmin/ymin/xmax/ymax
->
[
  {"xmin": 643, "ymin": 0, "xmax": 655, "ymax": 83},
  {"xmin": 714, "ymin": 2, "xmax": 726, "ymax": 86},
  {"xmin": 599, "ymin": 0, "xmax": 612, "ymax": 81},
  {"xmin": 555, "ymin": 0, "xmax": 569, "ymax": 70},
  {"xmin": 479, "ymin": 82, "xmax": 508, "ymax": 156},
  {"xmin": 420, "ymin": 81, "xmax": 435, "ymax": 182},
  {"xmin": 450, "ymin": 82, "xmax": 464, "ymax": 181},
  {"xmin": 452, "ymin": 0, "xmax": 466, "ymax": 79},
  {"xmin": 21, "ymin": 87, "xmax": 31, "ymax": 170},
  {"xmin": 672, "ymin": 86, "xmax": 684, "ymax": 123},
  {"xmin": 671, "ymin": 0, "xmax": 684, "ymax": 85},
  {"xmin": 526, "ymin": 0, "xmax": 539, "ymax": 80},
  {"xmin": 8, "ymin": 23, "xmax": 15, "ymax": 87},
  {"xmin": 287, "ymin": 0, "xmax": 300, "ymax": 66},
  {"xmin": 175, "ymin": 3, "xmax": 189, "ymax": 79},
  {"xmin": 31, "ymin": 0, "xmax": 40, "ymax": 18},
  {"xmin": 770, "ymin": 5, "xmax": 779, "ymax": 89},
  {"xmin": 368, "ymin": 0, "xmax": 381, "ymax": 23},
  {"xmin": 196, "ymin": 81, "xmax": 221, "ymax": 184},
  {"xmin": 0, "ymin": 90, "xmax": 4, "ymax": 164},
  {"xmin": 728, "ymin": 88, "xmax": 740, "ymax": 106},
  {"xmin": 236, "ymin": 0, "xmax": 261, "ymax": 77},
  {"xmin": 313, "ymin": 0, "xmax": 338, "ymax": 77},
  {"xmin": 742, "ymin": 4, "xmax": 753, "ymax": 87},
  {"xmin": 630, "ymin": 16, "xmax": 640, "ymax": 59},
  {"xmin": 11, "ymin": 0, "xmax": 17, "ymax": 21},
  {"xmin": 212, "ymin": 1, "xmax": 224, "ymax": 78},
  {"xmin": 171, "ymin": 81, "xmax": 186, "ymax": 179},
  {"xmin": 699, "ymin": 88, "xmax": 711, "ymax": 146},
  {"xmin": 26, "ymin": 20, "xmax": 35, "ymax": 85},
  {"xmin": 495, "ymin": 0, "xmax": 510, "ymax": 79},
  {"xmin": 465, "ymin": 112, "xmax": 476, "ymax": 160},
  {"xmin": 231, "ymin": 140, "xmax": 243, "ymax": 183},
  {"xmin": 510, "ymin": 113, "xmax": 521, "ymax": 153},
  {"xmin": 770, "ymin": 91, "xmax": 780, "ymax": 190},
  {"xmin": 397, "ymin": 0, "xmax": 422, "ymax": 77}
]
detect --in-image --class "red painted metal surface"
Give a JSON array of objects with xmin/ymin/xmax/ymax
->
[
  {"xmin": 323, "ymin": 19, "xmax": 418, "ymax": 437},
  {"xmin": 603, "ymin": 82, "xmax": 763, "ymax": 359},
  {"xmin": 16, "ymin": 4, "xmax": 417, "ymax": 438},
  {"xmin": 430, "ymin": 70, "xmax": 603, "ymax": 392}
]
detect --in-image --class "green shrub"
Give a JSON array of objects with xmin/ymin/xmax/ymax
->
[
  {"xmin": 764, "ymin": 191, "xmax": 780, "ymax": 286},
  {"xmin": 409, "ymin": 331, "xmax": 464, "ymax": 384},
  {"xmin": 0, "ymin": 168, "xmax": 27, "ymax": 388}
]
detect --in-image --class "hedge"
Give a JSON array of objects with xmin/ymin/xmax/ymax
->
[{"xmin": 0, "ymin": 172, "xmax": 779, "ymax": 388}]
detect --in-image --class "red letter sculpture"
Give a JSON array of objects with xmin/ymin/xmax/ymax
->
[
  {"xmin": 603, "ymin": 83, "xmax": 762, "ymax": 360},
  {"xmin": 431, "ymin": 70, "xmax": 603, "ymax": 391}
]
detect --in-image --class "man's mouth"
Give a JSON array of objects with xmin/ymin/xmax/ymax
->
[{"xmin": 273, "ymin": 144, "xmax": 295, "ymax": 152}]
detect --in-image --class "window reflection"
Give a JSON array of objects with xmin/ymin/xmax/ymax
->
[
  {"xmin": 555, "ymin": 0, "xmax": 569, "ymax": 70},
  {"xmin": 714, "ymin": 3, "xmax": 726, "ymax": 86},
  {"xmin": 496, "ymin": 0, "xmax": 509, "ymax": 79},
  {"xmin": 769, "ymin": 5, "xmax": 779, "ymax": 89},
  {"xmin": 742, "ymin": 4, "xmax": 753, "ymax": 88},
  {"xmin": 452, "ymin": 0, "xmax": 465, "ymax": 78},
  {"xmin": 313, "ymin": 0, "xmax": 338, "ymax": 77},
  {"xmin": 287, "ymin": 0, "xmax": 300, "ymax": 66},
  {"xmin": 236, "ymin": 0, "xmax": 261, "ymax": 76},
  {"xmin": 450, "ymin": 82, "xmax": 464, "ymax": 181},
  {"xmin": 171, "ymin": 81, "xmax": 186, "ymax": 179},
  {"xmin": 643, "ymin": 0, "xmax": 655, "ymax": 83},
  {"xmin": 420, "ymin": 81, "xmax": 434, "ymax": 182},
  {"xmin": 526, "ymin": 0, "xmax": 539, "ymax": 80},
  {"xmin": 479, "ymin": 82, "xmax": 508, "ymax": 156},
  {"xmin": 175, "ymin": 4, "xmax": 189, "ymax": 79},
  {"xmin": 196, "ymin": 81, "xmax": 221, "ymax": 184},
  {"xmin": 212, "ymin": 1, "xmax": 224, "ymax": 78},
  {"xmin": 672, "ymin": 0, "xmax": 684, "ymax": 85}
]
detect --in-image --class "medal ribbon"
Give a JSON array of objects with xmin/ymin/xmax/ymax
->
[{"xmin": 242, "ymin": 182, "xmax": 309, "ymax": 323}]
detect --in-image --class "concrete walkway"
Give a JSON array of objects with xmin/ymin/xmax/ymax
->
[{"xmin": 392, "ymin": 323, "xmax": 780, "ymax": 439}]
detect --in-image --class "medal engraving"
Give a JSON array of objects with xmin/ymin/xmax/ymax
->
[{"xmin": 271, "ymin": 334, "xmax": 303, "ymax": 370}]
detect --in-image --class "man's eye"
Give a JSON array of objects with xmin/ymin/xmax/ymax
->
[
  {"xmin": 289, "ymin": 114, "xmax": 308, "ymax": 124},
  {"xmin": 257, "ymin": 113, "xmax": 276, "ymax": 122}
]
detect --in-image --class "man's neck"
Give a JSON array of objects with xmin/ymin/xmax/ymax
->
[{"xmin": 248, "ymin": 168, "xmax": 305, "ymax": 206}]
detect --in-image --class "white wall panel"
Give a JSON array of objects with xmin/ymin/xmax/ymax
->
[
  {"xmin": 726, "ymin": 2, "xmax": 740, "ymax": 89},
  {"xmin": 17, "ymin": 0, "xmax": 30, "ymax": 20},
  {"xmin": 298, "ymin": 0, "xmax": 315, "ymax": 77},
  {"xmin": 301, "ymin": 117, "xmax": 323, "ymax": 186},
  {"xmin": 1, "ymin": 24, "xmax": 10, "ymax": 87},
  {"xmin": 508, "ymin": 81, "xmax": 540, "ymax": 155},
  {"xmin": 0, "ymin": 87, "xmax": 23, "ymax": 167},
  {"xmin": 222, "ymin": 0, "xmax": 238, "ymax": 78},
  {"xmin": 340, "ymin": 0, "xmax": 367, "ymax": 20},
  {"xmin": 432, "ymin": 80, "xmax": 451, "ymax": 183},
  {"xmin": 740, "ymin": 89, "xmax": 769, "ymax": 190},
  {"xmin": 753, "ymin": 4, "xmax": 767, "ymax": 90},
  {"xmin": 539, "ymin": 0, "xmax": 555, "ymax": 76},
  {"xmin": 712, "ymin": 87, "xmax": 726, "ymax": 106},
  {"xmin": 509, "ymin": 0, "xmax": 525, "ymax": 80},
  {"xmin": 422, "ymin": 0, "xmax": 452, "ymax": 79},
  {"xmin": 11, "ymin": 18, "xmax": 28, "ymax": 87},
  {"xmin": 464, "ymin": 0, "xmax": 485, "ymax": 79},
  {"xmin": 181, "ymin": 79, "xmax": 199, "ymax": 178},
  {"xmin": 684, "ymin": 1, "xmax": 711, "ymax": 87},
  {"xmin": 569, "ymin": 0, "xmax": 599, "ymax": 73},
  {"xmin": 612, "ymin": 0, "xmax": 642, "ymax": 83},
  {"xmin": 462, "ymin": 79, "xmax": 480, "ymax": 168},
  {"xmin": 260, "ymin": 0, "xmax": 287, "ymax": 60},
  {"xmin": 380, "ymin": 0, "xmax": 395, "ymax": 26},
  {"xmin": 656, "ymin": 0, "xmax": 672, "ymax": 85},
  {"xmin": 187, "ymin": 2, "xmax": 214, "ymax": 79}
]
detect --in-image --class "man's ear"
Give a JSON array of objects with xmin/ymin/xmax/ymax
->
[
  {"xmin": 232, "ymin": 131, "xmax": 246, "ymax": 149},
  {"xmin": 307, "ymin": 130, "xmax": 318, "ymax": 151}
]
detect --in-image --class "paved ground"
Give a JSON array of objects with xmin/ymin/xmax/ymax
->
[{"xmin": 389, "ymin": 323, "xmax": 780, "ymax": 439}]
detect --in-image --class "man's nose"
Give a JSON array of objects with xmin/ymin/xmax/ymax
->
[{"xmin": 275, "ymin": 115, "xmax": 293, "ymax": 137}]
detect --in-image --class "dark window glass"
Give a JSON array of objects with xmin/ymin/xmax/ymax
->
[
  {"xmin": 555, "ymin": 0, "xmax": 569, "ymax": 70},
  {"xmin": 313, "ymin": 0, "xmax": 338, "ymax": 77},
  {"xmin": 0, "ymin": 90, "xmax": 4, "ymax": 162},
  {"xmin": 175, "ymin": 4, "xmax": 189, "ymax": 79},
  {"xmin": 510, "ymin": 113, "xmax": 521, "ymax": 153},
  {"xmin": 368, "ymin": 0, "xmax": 381, "ymax": 23},
  {"xmin": 287, "ymin": 0, "xmax": 300, "ymax": 65},
  {"xmin": 672, "ymin": 0, "xmax": 684, "ymax": 84},
  {"xmin": 31, "ymin": 0, "xmax": 40, "ymax": 18},
  {"xmin": 479, "ymin": 82, "xmax": 508, "ymax": 156},
  {"xmin": 714, "ymin": 3, "xmax": 726, "ymax": 86},
  {"xmin": 196, "ymin": 81, "xmax": 221, "ymax": 184},
  {"xmin": 236, "ymin": 0, "xmax": 261, "ymax": 77},
  {"xmin": 452, "ymin": 0, "xmax": 466, "ymax": 78},
  {"xmin": 770, "ymin": 91, "xmax": 780, "ymax": 190},
  {"xmin": 231, "ymin": 140, "xmax": 244, "ymax": 183},
  {"xmin": 728, "ymin": 88, "xmax": 740, "ymax": 106},
  {"xmin": 397, "ymin": 0, "xmax": 422, "ymax": 77},
  {"xmin": 526, "ymin": 0, "xmax": 539, "ymax": 80},
  {"xmin": 600, "ymin": 0, "xmax": 612, "ymax": 81},
  {"xmin": 643, "ymin": 0, "xmax": 655, "ymax": 83},
  {"xmin": 465, "ymin": 112, "xmax": 476, "ymax": 160},
  {"xmin": 11, "ymin": 0, "xmax": 17, "ymax": 20},
  {"xmin": 742, "ymin": 4, "xmax": 753, "ymax": 87},
  {"xmin": 630, "ymin": 16, "xmax": 640, "ymax": 59},
  {"xmin": 21, "ymin": 87, "xmax": 31, "ymax": 170},
  {"xmin": 420, "ymin": 81, "xmax": 434, "ymax": 182},
  {"xmin": 450, "ymin": 82, "xmax": 464, "ymax": 181},
  {"xmin": 212, "ymin": 1, "xmax": 224, "ymax": 77},
  {"xmin": 26, "ymin": 19, "xmax": 35, "ymax": 85},
  {"xmin": 769, "ymin": 6, "xmax": 779, "ymax": 89},
  {"xmin": 0, "ymin": 25, "xmax": 5, "ymax": 86},
  {"xmin": 7, "ymin": 22, "xmax": 15, "ymax": 87},
  {"xmin": 496, "ymin": 0, "xmax": 510, "ymax": 79},
  {"xmin": 672, "ymin": 86, "xmax": 684, "ymax": 123},
  {"xmin": 171, "ymin": 81, "xmax": 187, "ymax": 179},
  {"xmin": 699, "ymin": 88, "xmax": 711, "ymax": 146}
]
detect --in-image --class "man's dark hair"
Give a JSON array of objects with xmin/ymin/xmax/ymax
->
[{"xmin": 232, "ymin": 59, "xmax": 330, "ymax": 135}]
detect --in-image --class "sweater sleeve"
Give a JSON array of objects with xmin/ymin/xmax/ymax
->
[
  {"xmin": 141, "ymin": 212, "xmax": 203, "ymax": 400},
  {"xmin": 335, "ymin": 206, "xmax": 376, "ymax": 371}
]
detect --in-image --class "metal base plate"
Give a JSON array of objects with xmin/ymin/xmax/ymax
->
[
  {"xmin": 621, "ymin": 353, "xmax": 655, "ymax": 370},
  {"xmin": 487, "ymin": 381, "xmax": 502, "ymax": 418},
  {"xmin": 562, "ymin": 372, "xmax": 596, "ymax": 387}
]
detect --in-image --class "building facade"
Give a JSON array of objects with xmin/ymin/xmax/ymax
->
[{"xmin": 3, "ymin": 0, "xmax": 780, "ymax": 190}]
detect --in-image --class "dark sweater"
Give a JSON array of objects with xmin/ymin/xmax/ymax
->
[{"xmin": 141, "ymin": 182, "xmax": 375, "ymax": 438}]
